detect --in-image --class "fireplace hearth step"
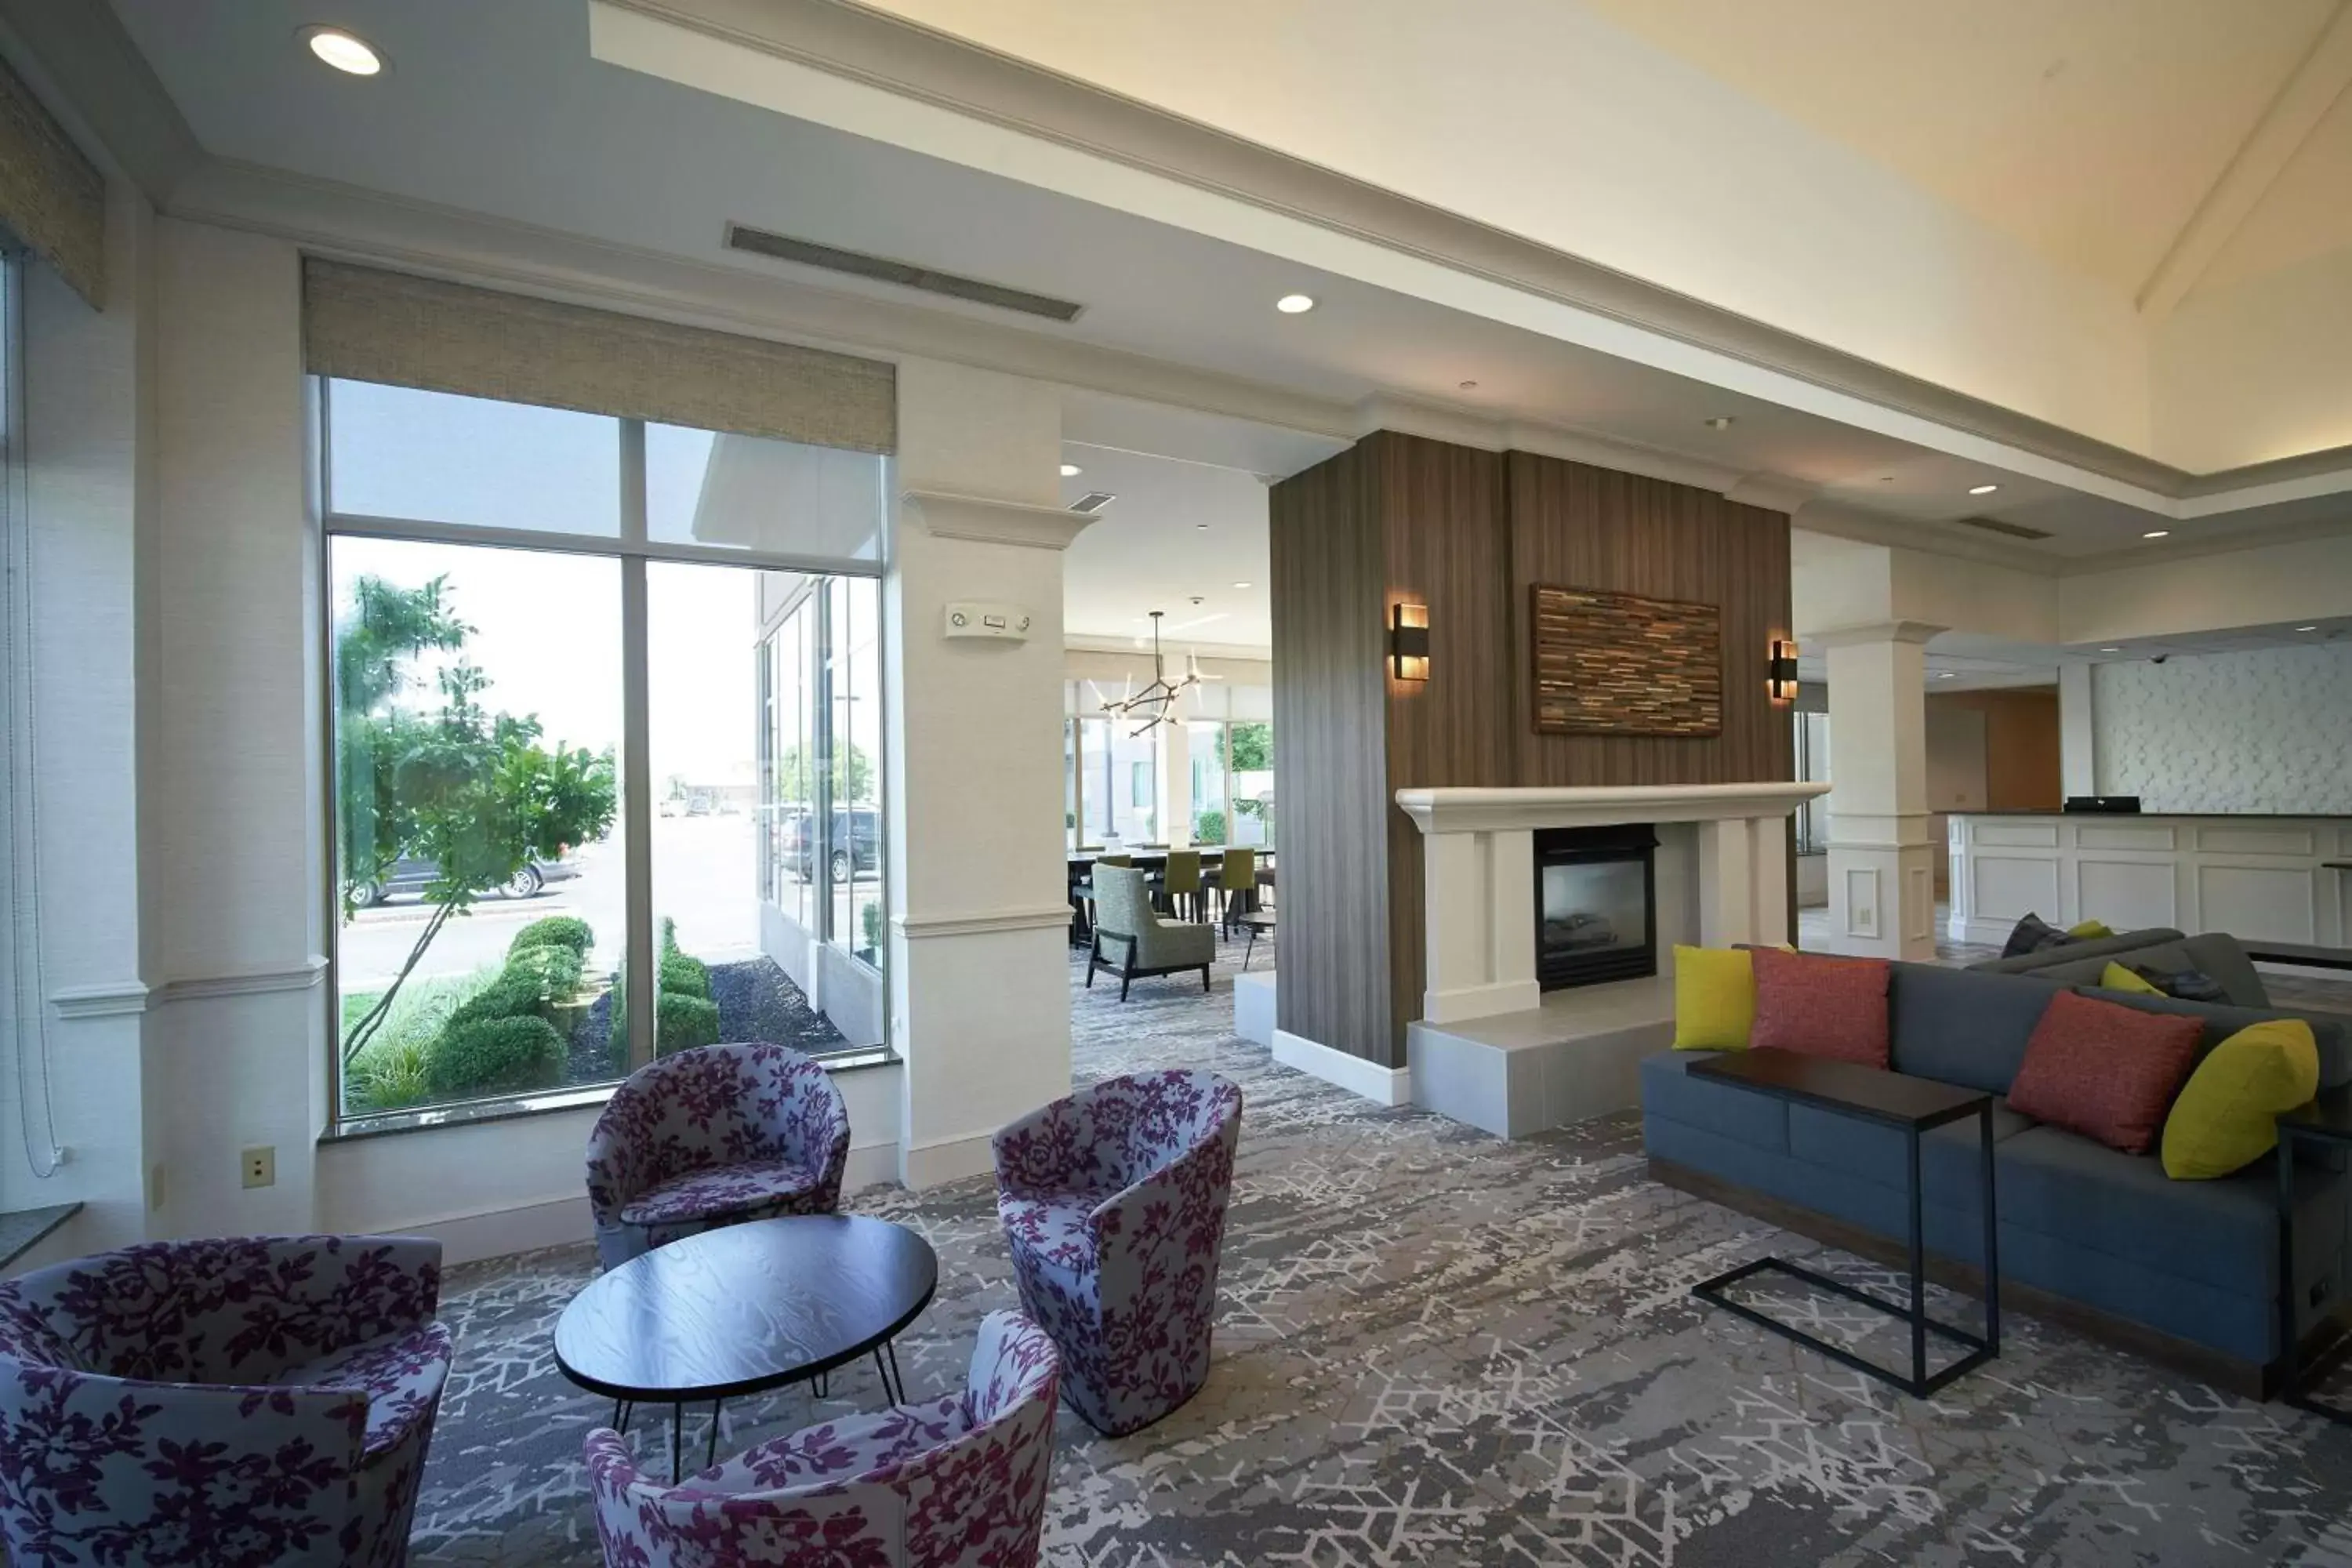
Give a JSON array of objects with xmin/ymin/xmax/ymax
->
[{"xmin": 1407, "ymin": 974, "xmax": 1675, "ymax": 1138}]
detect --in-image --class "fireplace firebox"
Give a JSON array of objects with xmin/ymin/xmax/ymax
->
[{"xmin": 1534, "ymin": 824, "xmax": 1658, "ymax": 989}]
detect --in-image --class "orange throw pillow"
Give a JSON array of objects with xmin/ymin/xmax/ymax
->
[
  {"xmin": 1748, "ymin": 948, "xmax": 1893, "ymax": 1067},
  {"xmin": 2007, "ymin": 991, "xmax": 2204, "ymax": 1155}
]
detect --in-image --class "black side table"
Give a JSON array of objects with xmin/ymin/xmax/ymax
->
[
  {"xmin": 1689, "ymin": 1049, "xmax": 2001, "ymax": 1397},
  {"xmin": 2275, "ymin": 1089, "xmax": 2352, "ymax": 1425}
]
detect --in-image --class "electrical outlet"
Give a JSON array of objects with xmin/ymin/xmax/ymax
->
[{"xmin": 241, "ymin": 1146, "xmax": 276, "ymax": 1189}]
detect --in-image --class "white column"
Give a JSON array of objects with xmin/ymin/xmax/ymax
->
[
  {"xmin": 887, "ymin": 360, "xmax": 1090, "ymax": 1187},
  {"xmin": 1159, "ymin": 715, "xmax": 1192, "ymax": 846},
  {"xmin": 1818, "ymin": 622, "xmax": 1943, "ymax": 960},
  {"xmin": 2058, "ymin": 662, "xmax": 2096, "ymax": 798}
]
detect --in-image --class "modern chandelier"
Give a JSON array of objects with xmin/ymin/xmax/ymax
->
[{"xmin": 1100, "ymin": 610, "xmax": 1209, "ymax": 735}]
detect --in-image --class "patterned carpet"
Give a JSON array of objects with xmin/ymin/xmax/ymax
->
[{"xmin": 416, "ymin": 937, "xmax": 2352, "ymax": 1566}]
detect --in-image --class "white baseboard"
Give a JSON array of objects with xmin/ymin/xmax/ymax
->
[
  {"xmin": 844, "ymin": 1142, "xmax": 900, "ymax": 1195},
  {"xmin": 400, "ymin": 1196, "xmax": 592, "ymax": 1268},
  {"xmin": 383, "ymin": 1142, "xmax": 906, "ymax": 1269},
  {"xmin": 901, "ymin": 1130, "xmax": 996, "ymax": 1189},
  {"xmin": 1272, "ymin": 1028, "xmax": 1410, "ymax": 1106}
]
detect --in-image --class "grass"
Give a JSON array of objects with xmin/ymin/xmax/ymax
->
[{"xmin": 341, "ymin": 967, "xmax": 501, "ymax": 1115}]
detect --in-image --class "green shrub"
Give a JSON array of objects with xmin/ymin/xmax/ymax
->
[
  {"xmin": 345, "ymin": 1034, "xmax": 433, "ymax": 1114},
  {"xmin": 659, "ymin": 949, "xmax": 711, "ymax": 1000},
  {"xmin": 510, "ymin": 942, "xmax": 586, "ymax": 999},
  {"xmin": 860, "ymin": 901, "xmax": 884, "ymax": 956},
  {"xmin": 1193, "ymin": 809, "xmax": 1227, "ymax": 845},
  {"xmin": 655, "ymin": 993, "xmax": 721, "ymax": 1056},
  {"xmin": 510, "ymin": 916, "xmax": 593, "ymax": 958},
  {"xmin": 426, "ymin": 1014, "xmax": 565, "ymax": 1097}
]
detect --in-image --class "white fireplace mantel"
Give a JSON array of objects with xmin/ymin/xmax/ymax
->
[{"xmin": 1396, "ymin": 782, "xmax": 1829, "ymax": 1025}]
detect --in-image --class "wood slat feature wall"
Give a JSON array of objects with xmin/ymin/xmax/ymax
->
[
  {"xmin": 1269, "ymin": 441, "xmax": 1396, "ymax": 1063},
  {"xmin": 1269, "ymin": 435, "xmax": 1796, "ymax": 1069},
  {"xmin": 1507, "ymin": 452, "xmax": 1793, "ymax": 789},
  {"xmin": 1375, "ymin": 434, "xmax": 1510, "ymax": 1066}
]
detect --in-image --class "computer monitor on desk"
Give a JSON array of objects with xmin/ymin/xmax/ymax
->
[{"xmin": 2063, "ymin": 796, "xmax": 2141, "ymax": 814}]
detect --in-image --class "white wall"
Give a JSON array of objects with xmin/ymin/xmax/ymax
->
[
  {"xmin": 2154, "ymin": 244, "xmax": 2352, "ymax": 472},
  {"xmin": 2092, "ymin": 642, "xmax": 2352, "ymax": 814},
  {"xmin": 2058, "ymin": 532, "xmax": 2352, "ymax": 646}
]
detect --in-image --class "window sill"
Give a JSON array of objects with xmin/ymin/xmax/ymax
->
[{"xmin": 321, "ymin": 1047, "xmax": 901, "ymax": 1144}]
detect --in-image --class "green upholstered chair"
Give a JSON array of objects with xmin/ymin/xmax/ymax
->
[
  {"xmin": 1087, "ymin": 866, "xmax": 1214, "ymax": 1000},
  {"xmin": 1157, "ymin": 849, "xmax": 1204, "ymax": 922},
  {"xmin": 1075, "ymin": 853, "xmax": 1131, "ymax": 942},
  {"xmin": 1215, "ymin": 847, "xmax": 1257, "ymax": 934}
]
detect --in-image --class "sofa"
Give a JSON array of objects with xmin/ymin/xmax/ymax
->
[
  {"xmin": 1642, "ymin": 960, "xmax": 2350, "ymax": 1394},
  {"xmin": 1970, "ymin": 927, "xmax": 2272, "ymax": 1009}
]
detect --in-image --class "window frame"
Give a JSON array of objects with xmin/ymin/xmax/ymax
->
[{"xmin": 314, "ymin": 379, "xmax": 894, "ymax": 1135}]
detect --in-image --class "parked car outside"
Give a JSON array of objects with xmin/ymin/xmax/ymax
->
[
  {"xmin": 348, "ymin": 851, "xmax": 580, "ymax": 907},
  {"xmin": 782, "ymin": 807, "xmax": 880, "ymax": 884}
]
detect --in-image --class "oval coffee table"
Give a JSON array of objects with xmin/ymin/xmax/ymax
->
[{"xmin": 554, "ymin": 1214, "xmax": 938, "ymax": 1482}]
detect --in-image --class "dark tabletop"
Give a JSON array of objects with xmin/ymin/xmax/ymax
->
[
  {"xmin": 554, "ymin": 1214, "xmax": 938, "ymax": 1403},
  {"xmin": 1692, "ymin": 1048, "xmax": 1990, "ymax": 1130},
  {"xmin": 2280, "ymin": 1087, "xmax": 2352, "ymax": 1144}
]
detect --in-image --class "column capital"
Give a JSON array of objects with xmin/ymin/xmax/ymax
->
[
  {"xmin": 903, "ymin": 489, "xmax": 1096, "ymax": 550},
  {"xmin": 1807, "ymin": 619, "xmax": 1947, "ymax": 649}
]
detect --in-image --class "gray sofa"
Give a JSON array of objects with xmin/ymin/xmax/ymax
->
[
  {"xmin": 1642, "ymin": 960, "xmax": 2348, "ymax": 1394},
  {"xmin": 1972, "ymin": 928, "xmax": 2272, "ymax": 1009}
]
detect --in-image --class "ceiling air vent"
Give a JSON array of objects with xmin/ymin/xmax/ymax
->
[
  {"xmin": 724, "ymin": 223, "xmax": 1084, "ymax": 322},
  {"xmin": 1953, "ymin": 514, "xmax": 2054, "ymax": 542},
  {"xmin": 1069, "ymin": 492, "xmax": 1117, "ymax": 515}
]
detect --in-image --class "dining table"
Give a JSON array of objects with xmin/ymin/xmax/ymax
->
[{"xmin": 1067, "ymin": 845, "xmax": 1275, "ymax": 941}]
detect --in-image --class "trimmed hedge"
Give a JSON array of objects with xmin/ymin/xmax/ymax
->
[
  {"xmin": 655, "ymin": 993, "xmax": 721, "ymax": 1056},
  {"xmin": 510, "ymin": 916, "xmax": 593, "ymax": 958},
  {"xmin": 659, "ymin": 949, "xmax": 710, "ymax": 1001},
  {"xmin": 425, "ymin": 1014, "xmax": 565, "ymax": 1097}
]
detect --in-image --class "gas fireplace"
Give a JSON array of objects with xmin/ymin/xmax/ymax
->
[{"xmin": 1534, "ymin": 823, "xmax": 1658, "ymax": 989}]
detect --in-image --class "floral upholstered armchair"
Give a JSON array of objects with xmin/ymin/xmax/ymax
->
[
  {"xmin": 583, "ymin": 1309, "xmax": 1060, "ymax": 1567},
  {"xmin": 0, "ymin": 1234, "xmax": 452, "ymax": 1568},
  {"xmin": 585, "ymin": 1041, "xmax": 853, "ymax": 1268},
  {"xmin": 993, "ymin": 1069, "xmax": 1243, "ymax": 1436}
]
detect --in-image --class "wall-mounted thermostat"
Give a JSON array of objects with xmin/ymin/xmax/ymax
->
[{"xmin": 944, "ymin": 602, "xmax": 1032, "ymax": 642}]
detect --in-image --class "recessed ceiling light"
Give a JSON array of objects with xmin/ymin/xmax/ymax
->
[
  {"xmin": 301, "ymin": 25, "xmax": 385, "ymax": 75},
  {"xmin": 1936, "ymin": 671, "xmax": 1958, "ymax": 679},
  {"xmin": 1232, "ymin": 581, "xmax": 1252, "ymax": 589},
  {"xmin": 1967, "ymin": 483, "xmax": 1999, "ymax": 495},
  {"xmin": 1059, "ymin": 463, "xmax": 1082, "ymax": 477},
  {"xmin": 1276, "ymin": 293, "xmax": 1316, "ymax": 314},
  {"xmin": 1704, "ymin": 416, "xmax": 1736, "ymax": 430},
  {"xmin": 2142, "ymin": 529, "xmax": 2170, "ymax": 539},
  {"xmin": 2099, "ymin": 646, "xmax": 2122, "ymax": 653},
  {"xmin": 1458, "ymin": 379, "xmax": 1479, "ymax": 390},
  {"xmin": 2296, "ymin": 625, "xmax": 2320, "ymax": 633},
  {"xmin": 1196, "ymin": 523, "xmax": 1209, "ymax": 532}
]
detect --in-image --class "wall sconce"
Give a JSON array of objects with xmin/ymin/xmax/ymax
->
[
  {"xmin": 1768, "ymin": 637, "xmax": 1799, "ymax": 702},
  {"xmin": 1391, "ymin": 602, "xmax": 1430, "ymax": 681}
]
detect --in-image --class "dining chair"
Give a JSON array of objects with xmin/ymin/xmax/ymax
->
[
  {"xmin": 1157, "ymin": 848, "xmax": 1204, "ymax": 922},
  {"xmin": 1077, "ymin": 852, "xmax": 1131, "ymax": 937},
  {"xmin": 1215, "ymin": 847, "xmax": 1257, "ymax": 935}
]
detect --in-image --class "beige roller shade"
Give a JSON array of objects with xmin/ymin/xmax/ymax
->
[
  {"xmin": 0, "ymin": 57, "xmax": 104, "ymax": 309},
  {"xmin": 303, "ymin": 259, "xmax": 895, "ymax": 453}
]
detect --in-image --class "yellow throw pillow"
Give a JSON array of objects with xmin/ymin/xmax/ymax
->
[
  {"xmin": 2100, "ymin": 961, "xmax": 2165, "ymax": 996},
  {"xmin": 2161, "ymin": 1019, "xmax": 2320, "ymax": 1180},
  {"xmin": 2068, "ymin": 919, "xmax": 2115, "ymax": 940},
  {"xmin": 1673, "ymin": 945, "xmax": 1755, "ymax": 1051}
]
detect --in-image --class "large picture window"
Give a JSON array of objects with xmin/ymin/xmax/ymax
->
[{"xmin": 324, "ymin": 380, "xmax": 888, "ymax": 1129}]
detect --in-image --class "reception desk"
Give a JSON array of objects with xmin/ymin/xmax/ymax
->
[{"xmin": 1948, "ymin": 812, "xmax": 2352, "ymax": 950}]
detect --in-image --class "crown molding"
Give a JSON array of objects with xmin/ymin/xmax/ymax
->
[
  {"xmin": 49, "ymin": 980, "xmax": 149, "ymax": 1020},
  {"xmin": 903, "ymin": 489, "xmax": 1094, "ymax": 550}
]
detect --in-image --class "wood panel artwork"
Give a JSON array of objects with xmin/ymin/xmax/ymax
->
[{"xmin": 1531, "ymin": 585, "xmax": 1722, "ymax": 737}]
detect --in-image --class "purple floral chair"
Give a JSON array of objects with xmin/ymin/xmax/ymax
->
[
  {"xmin": 0, "ymin": 1234, "xmax": 452, "ymax": 1568},
  {"xmin": 586, "ymin": 1041, "xmax": 853, "ymax": 1269},
  {"xmin": 993, "ymin": 1069, "xmax": 1243, "ymax": 1436},
  {"xmin": 583, "ymin": 1308, "xmax": 1060, "ymax": 1566}
]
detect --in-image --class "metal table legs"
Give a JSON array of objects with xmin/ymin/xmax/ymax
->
[
  {"xmin": 2276, "ymin": 1132, "xmax": 2352, "ymax": 1425},
  {"xmin": 1693, "ymin": 1101, "xmax": 2000, "ymax": 1397}
]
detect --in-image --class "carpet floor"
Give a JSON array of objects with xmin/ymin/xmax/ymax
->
[{"xmin": 416, "ymin": 938, "xmax": 2352, "ymax": 1566}]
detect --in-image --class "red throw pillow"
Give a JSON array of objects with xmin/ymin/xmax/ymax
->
[
  {"xmin": 2007, "ymin": 991, "xmax": 2204, "ymax": 1154},
  {"xmin": 1749, "ymin": 948, "xmax": 1892, "ymax": 1067}
]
